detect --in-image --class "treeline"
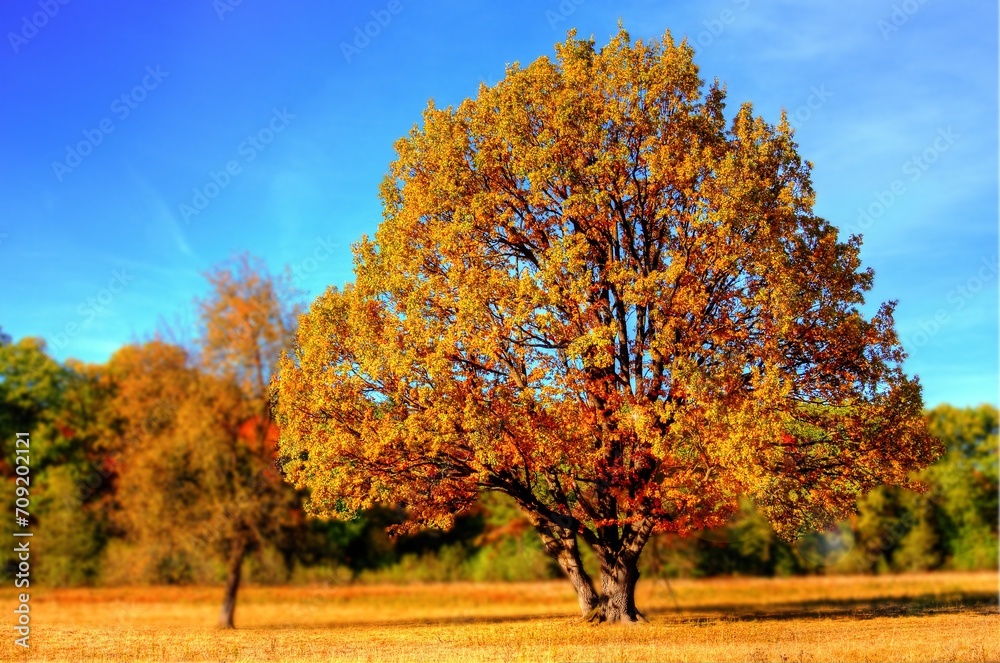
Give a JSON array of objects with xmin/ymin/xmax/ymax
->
[{"xmin": 1, "ymin": 258, "xmax": 996, "ymax": 590}]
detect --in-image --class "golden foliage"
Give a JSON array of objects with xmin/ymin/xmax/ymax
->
[{"xmin": 274, "ymin": 28, "xmax": 939, "ymax": 613}]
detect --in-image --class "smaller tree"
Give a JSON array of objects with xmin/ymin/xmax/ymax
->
[
  {"xmin": 108, "ymin": 255, "xmax": 302, "ymax": 628},
  {"xmin": 195, "ymin": 254, "xmax": 302, "ymax": 627}
]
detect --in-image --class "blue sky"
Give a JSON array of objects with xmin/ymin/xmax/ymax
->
[{"xmin": 1, "ymin": 0, "xmax": 996, "ymax": 408}]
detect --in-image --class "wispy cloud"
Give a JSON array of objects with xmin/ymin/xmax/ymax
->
[{"xmin": 125, "ymin": 166, "xmax": 196, "ymax": 259}]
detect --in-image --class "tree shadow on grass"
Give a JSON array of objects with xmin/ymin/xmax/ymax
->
[
  {"xmin": 643, "ymin": 591, "xmax": 999, "ymax": 623},
  {"xmin": 259, "ymin": 591, "xmax": 998, "ymax": 630},
  {"xmin": 259, "ymin": 612, "xmax": 575, "ymax": 630}
]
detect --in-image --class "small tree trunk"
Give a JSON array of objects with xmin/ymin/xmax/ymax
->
[
  {"xmin": 589, "ymin": 554, "xmax": 644, "ymax": 623},
  {"xmin": 218, "ymin": 541, "xmax": 247, "ymax": 629}
]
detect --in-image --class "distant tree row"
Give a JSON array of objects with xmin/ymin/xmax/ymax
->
[
  {"xmin": 1, "ymin": 285, "xmax": 995, "ymax": 608},
  {"xmin": 641, "ymin": 402, "xmax": 997, "ymax": 579}
]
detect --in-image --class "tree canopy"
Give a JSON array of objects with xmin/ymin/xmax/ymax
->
[{"xmin": 275, "ymin": 28, "xmax": 939, "ymax": 622}]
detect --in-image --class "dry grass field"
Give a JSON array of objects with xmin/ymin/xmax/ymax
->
[{"xmin": 0, "ymin": 571, "xmax": 996, "ymax": 662}]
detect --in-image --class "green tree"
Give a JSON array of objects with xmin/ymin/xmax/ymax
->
[
  {"xmin": 820, "ymin": 404, "xmax": 997, "ymax": 574},
  {"xmin": 33, "ymin": 360, "xmax": 116, "ymax": 585},
  {"xmin": 0, "ymin": 337, "xmax": 64, "ymax": 451},
  {"xmin": 0, "ymin": 340, "xmax": 117, "ymax": 585},
  {"xmin": 923, "ymin": 404, "xmax": 997, "ymax": 569},
  {"xmin": 0, "ymin": 338, "xmax": 67, "ymax": 581}
]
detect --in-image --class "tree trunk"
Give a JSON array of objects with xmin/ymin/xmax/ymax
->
[
  {"xmin": 534, "ymin": 523, "xmax": 599, "ymax": 616},
  {"xmin": 218, "ymin": 541, "xmax": 247, "ymax": 629},
  {"xmin": 589, "ymin": 554, "xmax": 644, "ymax": 623},
  {"xmin": 533, "ymin": 516, "xmax": 653, "ymax": 623}
]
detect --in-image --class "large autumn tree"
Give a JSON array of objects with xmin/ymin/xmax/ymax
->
[{"xmin": 274, "ymin": 29, "xmax": 939, "ymax": 622}]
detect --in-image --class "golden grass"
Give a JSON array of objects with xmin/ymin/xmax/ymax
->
[{"xmin": 0, "ymin": 571, "xmax": 996, "ymax": 662}]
